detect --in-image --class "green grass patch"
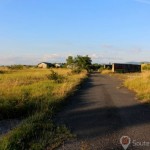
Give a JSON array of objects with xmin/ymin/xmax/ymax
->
[{"xmin": 0, "ymin": 112, "xmax": 74, "ymax": 150}]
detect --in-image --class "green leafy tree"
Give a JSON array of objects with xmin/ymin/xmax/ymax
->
[
  {"xmin": 74, "ymin": 55, "xmax": 92, "ymax": 72},
  {"xmin": 66, "ymin": 56, "xmax": 74, "ymax": 65},
  {"xmin": 66, "ymin": 55, "xmax": 92, "ymax": 72},
  {"xmin": 91, "ymin": 63, "xmax": 102, "ymax": 71}
]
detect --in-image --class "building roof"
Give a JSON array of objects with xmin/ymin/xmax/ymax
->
[{"xmin": 37, "ymin": 62, "xmax": 53, "ymax": 66}]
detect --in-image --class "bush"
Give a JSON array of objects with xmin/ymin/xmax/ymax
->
[
  {"xmin": 71, "ymin": 68, "xmax": 82, "ymax": 74},
  {"xmin": 142, "ymin": 64, "xmax": 150, "ymax": 70},
  {"xmin": 47, "ymin": 70, "xmax": 66, "ymax": 83},
  {"xmin": 0, "ymin": 70, "xmax": 6, "ymax": 74},
  {"xmin": 99, "ymin": 66, "xmax": 104, "ymax": 73},
  {"xmin": 101, "ymin": 69, "xmax": 112, "ymax": 74},
  {"xmin": 0, "ymin": 112, "xmax": 73, "ymax": 150},
  {"xmin": 8, "ymin": 65, "xmax": 24, "ymax": 70}
]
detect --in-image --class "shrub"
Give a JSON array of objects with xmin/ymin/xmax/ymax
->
[
  {"xmin": 0, "ymin": 112, "xmax": 73, "ymax": 150},
  {"xmin": 142, "ymin": 64, "xmax": 150, "ymax": 71},
  {"xmin": 71, "ymin": 68, "xmax": 82, "ymax": 74},
  {"xmin": 101, "ymin": 69, "xmax": 112, "ymax": 74},
  {"xmin": 0, "ymin": 70, "xmax": 6, "ymax": 74},
  {"xmin": 8, "ymin": 65, "xmax": 24, "ymax": 70},
  {"xmin": 99, "ymin": 66, "xmax": 104, "ymax": 73},
  {"xmin": 47, "ymin": 70, "xmax": 66, "ymax": 83}
]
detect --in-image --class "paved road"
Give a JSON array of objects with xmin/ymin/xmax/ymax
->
[
  {"xmin": 0, "ymin": 119, "xmax": 21, "ymax": 137},
  {"xmin": 56, "ymin": 73, "xmax": 150, "ymax": 150}
]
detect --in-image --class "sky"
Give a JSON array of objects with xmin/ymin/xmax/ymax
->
[{"xmin": 0, "ymin": 0, "xmax": 150, "ymax": 65}]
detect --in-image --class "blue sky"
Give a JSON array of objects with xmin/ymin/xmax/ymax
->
[{"xmin": 0, "ymin": 0, "xmax": 150, "ymax": 65}]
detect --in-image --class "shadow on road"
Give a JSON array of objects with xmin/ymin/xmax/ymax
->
[
  {"xmin": 59, "ymin": 103, "xmax": 150, "ymax": 139},
  {"xmin": 56, "ymin": 73, "xmax": 150, "ymax": 140}
]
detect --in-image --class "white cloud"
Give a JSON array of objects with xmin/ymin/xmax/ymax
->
[
  {"xmin": 90, "ymin": 54, "xmax": 102, "ymax": 59},
  {"xmin": 0, "ymin": 55, "xmax": 41, "ymax": 65},
  {"xmin": 89, "ymin": 53, "xmax": 123, "ymax": 63},
  {"xmin": 0, "ymin": 49, "xmax": 149, "ymax": 65},
  {"xmin": 0, "ymin": 54, "xmax": 67, "ymax": 65},
  {"xmin": 129, "ymin": 47, "xmax": 143, "ymax": 53},
  {"xmin": 40, "ymin": 54, "xmax": 66, "ymax": 63}
]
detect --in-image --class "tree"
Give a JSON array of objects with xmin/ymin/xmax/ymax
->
[
  {"xmin": 66, "ymin": 56, "xmax": 74, "ymax": 65},
  {"xmin": 91, "ymin": 63, "xmax": 102, "ymax": 71},
  {"xmin": 66, "ymin": 55, "xmax": 92, "ymax": 72},
  {"xmin": 74, "ymin": 55, "xmax": 92, "ymax": 72}
]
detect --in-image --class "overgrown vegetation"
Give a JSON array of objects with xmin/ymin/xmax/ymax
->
[
  {"xmin": 101, "ymin": 69, "xmax": 112, "ymax": 74},
  {"xmin": 0, "ymin": 112, "xmax": 74, "ymax": 150},
  {"xmin": 142, "ymin": 64, "xmax": 150, "ymax": 71},
  {"xmin": 0, "ymin": 68, "xmax": 87, "ymax": 149},
  {"xmin": 47, "ymin": 70, "xmax": 66, "ymax": 83},
  {"xmin": 91, "ymin": 63, "xmax": 102, "ymax": 71},
  {"xmin": 124, "ymin": 71, "xmax": 150, "ymax": 102},
  {"xmin": 99, "ymin": 66, "xmax": 112, "ymax": 74},
  {"xmin": 7, "ymin": 65, "xmax": 35, "ymax": 70}
]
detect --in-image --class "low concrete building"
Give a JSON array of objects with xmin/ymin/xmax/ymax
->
[
  {"xmin": 37, "ymin": 62, "xmax": 53, "ymax": 68},
  {"xmin": 112, "ymin": 63, "xmax": 141, "ymax": 73}
]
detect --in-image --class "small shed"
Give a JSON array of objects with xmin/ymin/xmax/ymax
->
[
  {"xmin": 112, "ymin": 63, "xmax": 141, "ymax": 73},
  {"xmin": 37, "ymin": 62, "xmax": 53, "ymax": 68}
]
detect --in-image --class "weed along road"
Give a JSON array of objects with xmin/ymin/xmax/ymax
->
[{"xmin": 56, "ymin": 73, "xmax": 150, "ymax": 150}]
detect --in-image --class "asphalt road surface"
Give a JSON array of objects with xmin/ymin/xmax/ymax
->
[{"xmin": 56, "ymin": 73, "xmax": 150, "ymax": 150}]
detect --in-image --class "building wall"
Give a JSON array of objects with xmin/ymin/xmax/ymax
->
[
  {"xmin": 55, "ymin": 64, "xmax": 62, "ymax": 68},
  {"xmin": 112, "ymin": 63, "xmax": 141, "ymax": 73},
  {"xmin": 38, "ymin": 63, "xmax": 48, "ymax": 68}
]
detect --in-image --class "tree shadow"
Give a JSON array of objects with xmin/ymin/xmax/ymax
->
[{"xmin": 55, "ymin": 72, "xmax": 150, "ymax": 149}]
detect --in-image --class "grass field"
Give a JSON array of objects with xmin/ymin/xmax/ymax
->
[
  {"xmin": 100, "ymin": 69, "xmax": 112, "ymax": 74},
  {"xmin": 124, "ymin": 71, "xmax": 150, "ymax": 102},
  {"xmin": 142, "ymin": 63, "xmax": 150, "ymax": 71},
  {"xmin": 0, "ymin": 68, "xmax": 87, "ymax": 149}
]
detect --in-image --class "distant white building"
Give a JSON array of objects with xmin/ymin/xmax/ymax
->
[
  {"xmin": 55, "ymin": 63, "xmax": 63, "ymax": 68},
  {"xmin": 37, "ymin": 62, "xmax": 53, "ymax": 68}
]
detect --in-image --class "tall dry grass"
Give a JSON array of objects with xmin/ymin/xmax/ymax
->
[
  {"xmin": 0, "ymin": 68, "xmax": 87, "ymax": 150},
  {"xmin": 142, "ymin": 64, "xmax": 150, "ymax": 71},
  {"xmin": 101, "ymin": 69, "xmax": 112, "ymax": 74},
  {"xmin": 0, "ymin": 68, "xmax": 87, "ymax": 119},
  {"xmin": 124, "ymin": 71, "xmax": 150, "ymax": 102}
]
